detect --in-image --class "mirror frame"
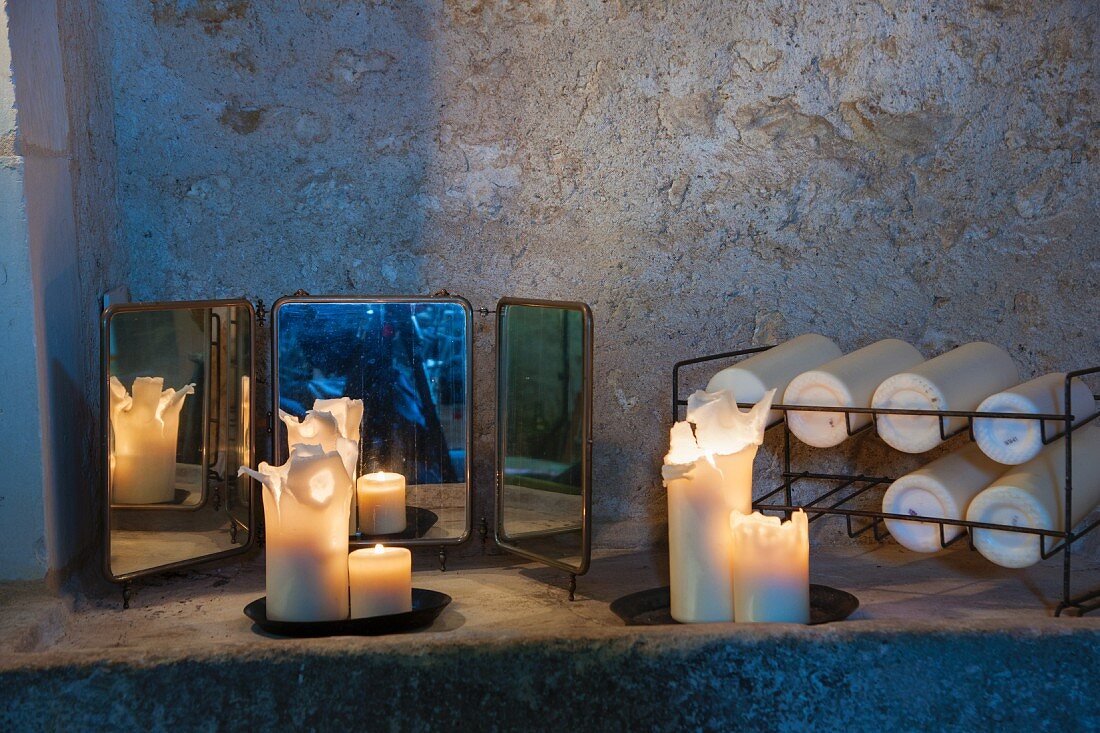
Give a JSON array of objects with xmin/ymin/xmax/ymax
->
[
  {"xmin": 494, "ymin": 297, "xmax": 593, "ymax": 576},
  {"xmin": 270, "ymin": 293, "xmax": 474, "ymax": 548},
  {"xmin": 101, "ymin": 298, "xmax": 258, "ymax": 583}
]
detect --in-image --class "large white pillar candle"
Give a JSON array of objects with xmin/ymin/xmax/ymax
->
[
  {"xmin": 729, "ymin": 510, "xmax": 810, "ymax": 624},
  {"xmin": 707, "ymin": 334, "xmax": 841, "ymax": 425},
  {"xmin": 664, "ymin": 390, "xmax": 774, "ymax": 623},
  {"xmin": 967, "ymin": 426, "xmax": 1100, "ymax": 568},
  {"xmin": 881, "ymin": 442, "xmax": 1006, "ymax": 553},
  {"xmin": 973, "ymin": 373, "xmax": 1097, "ymax": 465},
  {"xmin": 239, "ymin": 445, "xmax": 354, "ymax": 621},
  {"xmin": 357, "ymin": 472, "xmax": 407, "ymax": 534},
  {"xmin": 784, "ymin": 339, "xmax": 924, "ymax": 448},
  {"xmin": 109, "ymin": 376, "xmax": 195, "ymax": 504},
  {"xmin": 872, "ymin": 342, "xmax": 1019, "ymax": 453},
  {"xmin": 349, "ymin": 544, "xmax": 413, "ymax": 618}
]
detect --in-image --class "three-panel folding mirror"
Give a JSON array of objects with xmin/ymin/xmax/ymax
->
[
  {"xmin": 103, "ymin": 299, "xmax": 255, "ymax": 582},
  {"xmin": 102, "ymin": 292, "xmax": 591, "ymax": 586}
]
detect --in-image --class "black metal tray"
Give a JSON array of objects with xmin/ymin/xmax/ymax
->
[
  {"xmin": 610, "ymin": 585, "xmax": 858, "ymax": 626},
  {"xmin": 245, "ymin": 588, "xmax": 451, "ymax": 637}
]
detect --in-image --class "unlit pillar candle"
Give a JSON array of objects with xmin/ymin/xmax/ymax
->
[
  {"xmin": 784, "ymin": 339, "xmax": 924, "ymax": 448},
  {"xmin": 707, "ymin": 334, "xmax": 841, "ymax": 425},
  {"xmin": 967, "ymin": 426, "xmax": 1100, "ymax": 568},
  {"xmin": 973, "ymin": 373, "xmax": 1097, "ymax": 465},
  {"xmin": 881, "ymin": 442, "xmax": 1007, "ymax": 553},
  {"xmin": 872, "ymin": 342, "xmax": 1019, "ymax": 453}
]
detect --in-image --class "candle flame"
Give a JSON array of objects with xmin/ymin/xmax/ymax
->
[{"xmin": 374, "ymin": 543, "xmax": 384, "ymax": 554}]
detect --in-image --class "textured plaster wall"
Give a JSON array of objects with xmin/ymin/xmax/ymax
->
[
  {"xmin": 0, "ymin": 3, "xmax": 47, "ymax": 579},
  {"xmin": 104, "ymin": 1, "xmax": 1098, "ymax": 550},
  {"xmin": 0, "ymin": 0, "xmax": 123, "ymax": 580}
]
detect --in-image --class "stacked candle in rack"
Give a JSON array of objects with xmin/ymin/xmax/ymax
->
[
  {"xmin": 702, "ymin": 334, "xmax": 1100, "ymax": 570},
  {"xmin": 239, "ymin": 397, "xmax": 413, "ymax": 622},
  {"xmin": 663, "ymin": 389, "xmax": 811, "ymax": 624}
]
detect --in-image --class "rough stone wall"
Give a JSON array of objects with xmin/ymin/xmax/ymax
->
[{"xmin": 103, "ymin": 1, "xmax": 1098, "ymax": 550}]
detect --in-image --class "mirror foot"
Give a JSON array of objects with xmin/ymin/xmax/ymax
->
[
  {"xmin": 438, "ymin": 546, "xmax": 447, "ymax": 572},
  {"xmin": 568, "ymin": 574, "xmax": 577, "ymax": 602},
  {"xmin": 122, "ymin": 581, "xmax": 133, "ymax": 610}
]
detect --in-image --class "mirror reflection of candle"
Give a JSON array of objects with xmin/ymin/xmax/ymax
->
[
  {"xmin": 109, "ymin": 376, "xmax": 195, "ymax": 504},
  {"xmin": 357, "ymin": 472, "xmax": 407, "ymax": 535},
  {"xmin": 348, "ymin": 543, "xmax": 412, "ymax": 618}
]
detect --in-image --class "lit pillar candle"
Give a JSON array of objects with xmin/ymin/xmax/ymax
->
[
  {"xmin": 729, "ymin": 510, "xmax": 810, "ymax": 624},
  {"xmin": 109, "ymin": 376, "xmax": 195, "ymax": 504},
  {"xmin": 281, "ymin": 397, "xmax": 363, "ymax": 534},
  {"xmin": 238, "ymin": 445, "xmax": 354, "ymax": 622},
  {"xmin": 663, "ymin": 389, "xmax": 774, "ymax": 623},
  {"xmin": 357, "ymin": 471, "xmax": 407, "ymax": 535},
  {"xmin": 349, "ymin": 544, "xmax": 412, "ymax": 618}
]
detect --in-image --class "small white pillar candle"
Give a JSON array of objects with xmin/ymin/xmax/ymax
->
[
  {"xmin": 729, "ymin": 510, "xmax": 810, "ymax": 624},
  {"xmin": 349, "ymin": 544, "xmax": 413, "ymax": 618},
  {"xmin": 357, "ymin": 472, "xmax": 407, "ymax": 534}
]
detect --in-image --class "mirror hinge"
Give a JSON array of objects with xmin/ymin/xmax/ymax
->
[
  {"xmin": 255, "ymin": 299, "xmax": 267, "ymax": 327},
  {"xmin": 265, "ymin": 410, "xmax": 274, "ymax": 434}
]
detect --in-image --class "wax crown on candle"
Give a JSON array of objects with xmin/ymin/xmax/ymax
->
[
  {"xmin": 238, "ymin": 444, "xmax": 354, "ymax": 523},
  {"xmin": 686, "ymin": 388, "xmax": 775, "ymax": 455},
  {"xmin": 314, "ymin": 397, "xmax": 365, "ymax": 444},
  {"xmin": 280, "ymin": 396, "xmax": 363, "ymax": 482},
  {"xmin": 730, "ymin": 509, "xmax": 809, "ymax": 554},
  {"xmin": 109, "ymin": 376, "xmax": 195, "ymax": 434}
]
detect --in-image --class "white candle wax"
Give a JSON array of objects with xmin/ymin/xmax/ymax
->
[
  {"xmin": 109, "ymin": 376, "xmax": 195, "ymax": 504},
  {"xmin": 729, "ymin": 510, "xmax": 810, "ymax": 624},
  {"xmin": 349, "ymin": 544, "xmax": 412, "ymax": 618},
  {"xmin": 239, "ymin": 446, "xmax": 354, "ymax": 622},
  {"xmin": 357, "ymin": 472, "xmax": 407, "ymax": 535},
  {"xmin": 967, "ymin": 426, "xmax": 1100, "ymax": 568},
  {"xmin": 664, "ymin": 390, "xmax": 774, "ymax": 624},
  {"xmin": 872, "ymin": 342, "xmax": 1019, "ymax": 453},
  {"xmin": 706, "ymin": 334, "xmax": 842, "ymax": 425}
]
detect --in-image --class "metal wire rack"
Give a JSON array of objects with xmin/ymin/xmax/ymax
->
[{"xmin": 672, "ymin": 345, "xmax": 1100, "ymax": 616}]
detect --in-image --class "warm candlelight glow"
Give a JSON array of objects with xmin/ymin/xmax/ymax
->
[
  {"xmin": 729, "ymin": 510, "xmax": 810, "ymax": 624},
  {"xmin": 239, "ymin": 445, "xmax": 354, "ymax": 622},
  {"xmin": 349, "ymin": 544, "xmax": 412, "ymax": 618},
  {"xmin": 357, "ymin": 471, "xmax": 407, "ymax": 535},
  {"xmin": 663, "ymin": 389, "xmax": 774, "ymax": 623},
  {"xmin": 109, "ymin": 376, "xmax": 195, "ymax": 504}
]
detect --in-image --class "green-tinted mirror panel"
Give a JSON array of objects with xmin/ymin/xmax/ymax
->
[{"xmin": 497, "ymin": 299, "xmax": 592, "ymax": 575}]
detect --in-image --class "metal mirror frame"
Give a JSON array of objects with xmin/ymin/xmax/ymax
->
[
  {"xmin": 101, "ymin": 298, "xmax": 258, "ymax": 583},
  {"xmin": 270, "ymin": 294, "xmax": 474, "ymax": 548},
  {"xmin": 494, "ymin": 297, "xmax": 593, "ymax": 576}
]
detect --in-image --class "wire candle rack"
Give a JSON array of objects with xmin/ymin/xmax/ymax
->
[{"xmin": 672, "ymin": 345, "xmax": 1100, "ymax": 616}]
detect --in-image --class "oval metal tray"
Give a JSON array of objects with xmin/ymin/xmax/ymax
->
[{"xmin": 245, "ymin": 588, "xmax": 451, "ymax": 637}]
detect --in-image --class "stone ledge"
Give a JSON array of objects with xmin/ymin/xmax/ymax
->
[{"xmin": 2, "ymin": 547, "xmax": 1099, "ymax": 729}]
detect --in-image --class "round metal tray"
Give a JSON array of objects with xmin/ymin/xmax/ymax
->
[{"xmin": 610, "ymin": 584, "xmax": 858, "ymax": 625}]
